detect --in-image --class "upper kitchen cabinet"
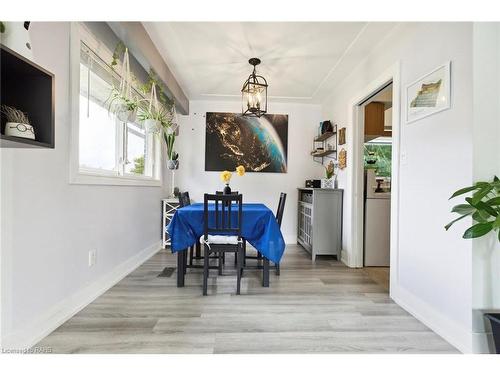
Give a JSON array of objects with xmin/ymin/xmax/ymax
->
[{"xmin": 364, "ymin": 102, "xmax": 392, "ymax": 139}]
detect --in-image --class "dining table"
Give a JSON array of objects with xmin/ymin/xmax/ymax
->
[{"xmin": 167, "ymin": 202, "xmax": 286, "ymax": 288}]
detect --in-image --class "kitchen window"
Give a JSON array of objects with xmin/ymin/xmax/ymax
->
[{"xmin": 69, "ymin": 24, "xmax": 161, "ymax": 186}]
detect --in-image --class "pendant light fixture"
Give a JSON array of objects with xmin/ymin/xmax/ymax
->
[{"xmin": 241, "ymin": 58, "xmax": 268, "ymax": 117}]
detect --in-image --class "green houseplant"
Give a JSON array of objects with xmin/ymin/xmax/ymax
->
[
  {"xmin": 446, "ymin": 176, "xmax": 500, "ymax": 353},
  {"xmin": 445, "ymin": 176, "xmax": 500, "ymax": 241}
]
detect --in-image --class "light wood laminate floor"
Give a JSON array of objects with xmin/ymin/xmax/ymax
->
[{"xmin": 36, "ymin": 245, "xmax": 457, "ymax": 353}]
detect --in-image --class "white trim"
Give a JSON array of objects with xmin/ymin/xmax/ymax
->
[
  {"xmin": 69, "ymin": 23, "xmax": 162, "ymax": 187},
  {"xmin": 1, "ymin": 241, "xmax": 161, "ymax": 350},
  {"xmin": 392, "ymin": 284, "xmax": 471, "ymax": 353}
]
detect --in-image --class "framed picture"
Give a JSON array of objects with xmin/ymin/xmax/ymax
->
[
  {"xmin": 205, "ymin": 112, "xmax": 288, "ymax": 173},
  {"xmin": 338, "ymin": 127, "xmax": 346, "ymax": 145},
  {"xmin": 406, "ymin": 61, "xmax": 451, "ymax": 123}
]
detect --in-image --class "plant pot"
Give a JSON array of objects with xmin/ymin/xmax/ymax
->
[
  {"xmin": 321, "ymin": 178, "xmax": 334, "ymax": 189},
  {"xmin": 167, "ymin": 160, "xmax": 179, "ymax": 170},
  {"xmin": 485, "ymin": 313, "xmax": 500, "ymax": 354},
  {"xmin": 5, "ymin": 122, "xmax": 35, "ymax": 140},
  {"xmin": 143, "ymin": 118, "xmax": 160, "ymax": 133},
  {"xmin": 115, "ymin": 103, "xmax": 137, "ymax": 123}
]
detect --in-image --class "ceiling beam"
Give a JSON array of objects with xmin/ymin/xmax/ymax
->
[{"xmin": 107, "ymin": 22, "xmax": 189, "ymax": 115}]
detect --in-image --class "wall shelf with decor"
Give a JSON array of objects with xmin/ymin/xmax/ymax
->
[
  {"xmin": 311, "ymin": 122, "xmax": 337, "ymax": 164},
  {"xmin": 0, "ymin": 44, "xmax": 55, "ymax": 148}
]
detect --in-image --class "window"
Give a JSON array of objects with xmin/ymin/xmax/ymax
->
[{"xmin": 70, "ymin": 24, "xmax": 161, "ymax": 186}]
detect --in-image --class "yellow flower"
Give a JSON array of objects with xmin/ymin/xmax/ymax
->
[
  {"xmin": 220, "ymin": 170, "xmax": 232, "ymax": 184},
  {"xmin": 236, "ymin": 165, "xmax": 246, "ymax": 176}
]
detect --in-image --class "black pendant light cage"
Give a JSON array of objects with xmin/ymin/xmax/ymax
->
[{"xmin": 241, "ymin": 58, "xmax": 268, "ymax": 117}]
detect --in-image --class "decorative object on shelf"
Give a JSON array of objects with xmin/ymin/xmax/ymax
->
[
  {"xmin": 241, "ymin": 58, "xmax": 268, "ymax": 117},
  {"xmin": 445, "ymin": 176, "xmax": 500, "ymax": 242},
  {"xmin": 205, "ymin": 112, "xmax": 288, "ymax": 173},
  {"xmin": 0, "ymin": 22, "xmax": 32, "ymax": 60},
  {"xmin": 320, "ymin": 120, "xmax": 333, "ymax": 134},
  {"xmin": 406, "ymin": 61, "xmax": 451, "ymax": 123},
  {"xmin": 338, "ymin": 148, "xmax": 347, "ymax": 170},
  {"xmin": 1, "ymin": 105, "xmax": 35, "ymax": 140},
  {"xmin": 321, "ymin": 160, "xmax": 335, "ymax": 189},
  {"xmin": 338, "ymin": 127, "xmax": 346, "ymax": 145},
  {"xmin": 106, "ymin": 47, "xmax": 138, "ymax": 123},
  {"xmin": 220, "ymin": 165, "xmax": 245, "ymax": 194}
]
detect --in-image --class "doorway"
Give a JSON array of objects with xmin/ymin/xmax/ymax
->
[
  {"xmin": 348, "ymin": 63, "xmax": 400, "ymax": 297},
  {"xmin": 360, "ymin": 83, "xmax": 393, "ymax": 289}
]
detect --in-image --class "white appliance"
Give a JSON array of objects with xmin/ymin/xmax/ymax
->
[{"xmin": 364, "ymin": 169, "xmax": 391, "ymax": 266}]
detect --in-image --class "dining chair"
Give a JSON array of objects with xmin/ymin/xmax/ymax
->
[
  {"xmin": 202, "ymin": 193, "xmax": 244, "ymax": 295},
  {"xmin": 178, "ymin": 191, "xmax": 195, "ymax": 269},
  {"xmin": 242, "ymin": 192, "xmax": 286, "ymax": 275},
  {"xmin": 274, "ymin": 192, "xmax": 287, "ymax": 275}
]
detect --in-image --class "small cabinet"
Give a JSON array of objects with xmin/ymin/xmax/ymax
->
[
  {"xmin": 297, "ymin": 188, "xmax": 343, "ymax": 262},
  {"xmin": 162, "ymin": 198, "xmax": 179, "ymax": 248}
]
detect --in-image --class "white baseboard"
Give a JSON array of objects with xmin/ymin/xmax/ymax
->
[
  {"xmin": 1, "ymin": 241, "xmax": 161, "ymax": 350},
  {"xmin": 391, "ymin": 284, "xmax": 472, "ymax": 353}
]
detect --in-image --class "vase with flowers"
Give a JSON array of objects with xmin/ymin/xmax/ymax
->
[{"xmin": 220, "ymin": 165, "xmax": 246, "ymax": 194}]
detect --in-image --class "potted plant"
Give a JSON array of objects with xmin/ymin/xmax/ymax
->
[
  {"xmin": 107, "ymin": 45, "xmax": 138, "ymax": 123},
  {"xmin": 446, "ymin": 176, "xmax": 500, "ymax": 353},
  {"xmin": 107, "ymin": 88, "xmax": 138, "ymax": 123},
  {"xmin": 138, "ymin": 82, "xmax": 168, "ymax": 133},
  {"xmin": 321, "ymin": 160, "xmax": 335, "ymax": 189},
  {"xmin": 0, "ymin": 104, "xmax": 35, "ymax": 139}
]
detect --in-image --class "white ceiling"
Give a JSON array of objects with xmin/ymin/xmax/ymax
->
[{"xmin": 144, "ymin": 22, "xmax": 398, "ymax": 104}]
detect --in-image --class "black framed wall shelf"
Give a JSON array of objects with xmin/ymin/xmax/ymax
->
[
  {"xmin": 0, "ymin": 44, "xmax": 55, "ymax": 148},
  {"xmin": 311, "ymin": 128, "xmax": 337, "ymax": 164}
]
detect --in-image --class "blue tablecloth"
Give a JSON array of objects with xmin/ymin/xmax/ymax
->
[{"xmin": 167, "ymin": 203, "xmax": 285, "ymax": 264}]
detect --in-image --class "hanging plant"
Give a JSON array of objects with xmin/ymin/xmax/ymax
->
[
  {"xmin": 141, "ymin": 68, "xmax": 174, "ymax": 109},
  {"xmin": 106, "ymin": 46, "xmax": 139, "ymax": 123},
  {"xmin": 138, "ymin": 82, "xmax": 161, "ymax": 133}
]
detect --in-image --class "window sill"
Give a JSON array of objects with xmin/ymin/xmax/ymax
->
[{"xmin": 70, "ymin": 171, "xmax": 162, "ymax": 187}]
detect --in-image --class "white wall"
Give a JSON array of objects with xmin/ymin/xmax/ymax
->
[
  {"xmin": 471, "ymin": 22, "xmax": 500, "ymax": 353},
  {"xmin": 0, "ymin": 22, "xmax": 167, "ymax": 348},
  {"xmin": 175, "ymin": 100, "xmax": 324, "ymax": 243},
  {"xmin": 321, "ymin": 23, "xmax": 474, "ymax": 352}
]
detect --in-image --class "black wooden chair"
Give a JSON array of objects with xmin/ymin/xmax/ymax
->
[
  {"xmin": 178, "ymin": 192, "xmax": 195, "ymax": 270},
  {"xmin": 202, "ymin": 193, "xmax": 244, "ymax": 296},
  {"xmin": 242, "ymin": 192, "xmax": 287, "ymax": 275}
]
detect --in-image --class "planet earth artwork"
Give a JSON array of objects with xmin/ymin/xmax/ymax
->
[{"xmin": 205, "ymin": 112, "xmax": 288, "ymax": 173}]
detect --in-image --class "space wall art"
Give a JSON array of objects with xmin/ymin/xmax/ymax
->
[{"xmin": 205, "ymin": 112, "xmax": 288, "ymax": 173}]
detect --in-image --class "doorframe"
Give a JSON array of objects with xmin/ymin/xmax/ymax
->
[{"xmin": 347, "ymin": 62, "xmax": 401, "ymax": 294}]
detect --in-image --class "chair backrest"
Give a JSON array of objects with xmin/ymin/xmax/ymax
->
[
  {"xmin": 178, "ymin": 191, "xmax": 191, "ymax": 208},
  {"xmin": 276, "ymin": 192, "xmax": 287, "ymax": 228},
  {"xmin": 203, "ymin": 193, "xmax": 243, "ymax": 239},
  {"xmin": 215, "ymin": 191, "xmax": 239, "ymax": 195}
]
